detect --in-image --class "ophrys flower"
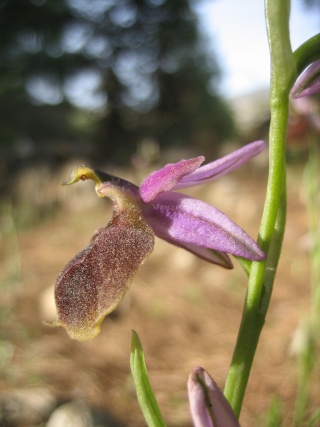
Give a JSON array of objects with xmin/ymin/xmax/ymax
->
[{"xmin": 48, "ymin": 140, "xmax": 266, "ymax": 340}]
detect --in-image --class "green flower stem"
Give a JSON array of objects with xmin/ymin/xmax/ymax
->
[
  {"xmin": 260, "ymin": 176, "xmax": 286, "ymax": 315},
  {"xmin": 224, "ymin": 0, "xmax": 296, "ymax": 417}
]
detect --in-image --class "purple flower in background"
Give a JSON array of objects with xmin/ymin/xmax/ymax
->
[
  {"xmin": 188, "ymin": 367, "xmax": 241, "ymax": 427},
  {"xmin": 48, "ymin": 140, "xmax": 266, "ymax": 341},
  {"xmin": 291, "ymin": 60, "xmax": 320, "ymax": 98}
]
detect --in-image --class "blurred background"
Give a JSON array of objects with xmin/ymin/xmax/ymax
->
[{"xmin": 1, "ymin": 0, "xmax": 320, "ymax": 426}]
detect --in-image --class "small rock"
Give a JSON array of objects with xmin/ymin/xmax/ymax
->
[
  {"xmin": 46, "ymin": 401, "xmax": 124, "ymax": 427},
  {"xmin": 46, "ymin": 401, "xmax": 93, "ymax": 427},
  {"xmin": 0, "ymin": 388, "xmax": 57, "ymax": 426}
]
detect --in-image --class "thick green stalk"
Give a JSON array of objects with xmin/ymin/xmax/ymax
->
[{"xmin": 224, "ymin": 0, "xmax": 296, "ymax": 417}]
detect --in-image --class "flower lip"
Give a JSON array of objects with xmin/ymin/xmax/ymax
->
[{"xmin": 50, "ymin": 183, "xmax": 154, "ymax": 341}]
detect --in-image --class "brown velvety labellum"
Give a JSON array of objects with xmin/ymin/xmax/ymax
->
[{"xmin": 53, "ymin": 211, "xmax": 154, "ymax": 341}]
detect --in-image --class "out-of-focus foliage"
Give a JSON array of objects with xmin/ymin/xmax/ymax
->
[
  {"xmin": 0, "ymin": 0, "xmax": 234, "ymax": 177},
  {"xmin": 303, "ymin": 0, "xmax": 320, "ymax": 8}
]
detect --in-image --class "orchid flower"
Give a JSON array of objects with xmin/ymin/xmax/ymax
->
[
  {"xmin": 291, "ymin": 59, "xmax": 320, "ymax": 98},
  {"xmin": 48, "ymin": 140, "xmax": 266, "ymax": 341},
  {"xmin": 188, "ymin": 367, "xmax": 241, "ymax": 427}
]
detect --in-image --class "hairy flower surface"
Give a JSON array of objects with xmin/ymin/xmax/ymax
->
[
  {"xmin": 49, "ymin": 141, "xmax": 266, "ymax": 340},
  {"xmin": 188, "ymin": 367, "xmax": 241, "ymax": 427}
]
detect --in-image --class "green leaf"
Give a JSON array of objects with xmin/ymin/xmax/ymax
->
[
  {"xmin": 130, "ymin": 330, "xmax": 167, "ymax": 427},
  {"xmin": 293, "ymin": 33, "xmax": 320, "ymax": 76}
]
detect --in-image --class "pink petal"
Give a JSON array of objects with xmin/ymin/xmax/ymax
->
[
  {"xmin": 140, "ymin": 156, "xmax": 205, "ymax": 202},
  {"xmin": 142, "ymin": 192, "xmax": 265, "ymax": 260},
  {"xmin": 158, "ymin": 235, "xmax": 233, "ymax": 269},
  {"xmin": 174, "ymin": 140, "xmax": 266, "ymax": 190},
  {"xmin": 188, "ymin": 367, "xmax": 241, "ymax": 427},
  {"xmin": 291, "ymin": 60, "xmax": 320, "ymax": 98}
]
